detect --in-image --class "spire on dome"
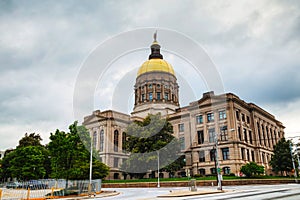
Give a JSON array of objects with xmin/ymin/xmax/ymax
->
[{"xmin": 149, "ymin": 31, "xmax": 163, "ymax": 60}]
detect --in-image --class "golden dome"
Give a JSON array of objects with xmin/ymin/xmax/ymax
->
[{"xmin": 137, "ymin": 58, "xmax": 175, "ymax": 76}]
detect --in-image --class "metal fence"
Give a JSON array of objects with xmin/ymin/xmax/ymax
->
[{"xmin": 0, "ymin": 179, "xmax": 101, "ymax": 200}]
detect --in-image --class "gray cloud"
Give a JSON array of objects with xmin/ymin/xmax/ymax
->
[{"xmin": 0, "ymin": 0, "xmax": 300, "ymax": 149}]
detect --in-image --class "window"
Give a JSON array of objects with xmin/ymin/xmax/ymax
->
[
  {"xmin": 157, "ymin": 92, "xmax": 161, "ymax": 100},
  {"xmin": 219, "ymin": 110, "xmax": 226, "ymax": 120},
  {"xmin": 197, "ymin": 130, "xmax": 204, "ymax": 144},
  {"xmin": 257, "ymin": 122, "xmax": 262, "ymax": 145},
  {"xmin": 178, "ymin": 123, "xmax": 184, "ymax": 132},
  {"xmin": 210, "ymin": 149, "xmax": 216, "ymax": 161},
  {"xmin": 210, "ymin": 168, "xmax": 216, "ymax": 175},
  {"xmin": 249, "ymin": 130, "xmax": 253, "ymax": 144},
  {"xmin": 262, "ymin": 125, "xmax": 266, "ymax": 146},
  {"xmin": 222, "ymin": 147, "xmax": 230, "ymax": 160},
  {"xmin": 142, "ymin": 94, "xmax": 145, "ymax": 101},
  {"xmin": 247, "ymin": 149, "xmax": 250, "ymax": 160},
  {"xmin": 180, "ymin": 137, "xmax": 185, "ymax": 150},
  {"xmin": 220, "ymin": 126, "xmax": 228, "ymax": 141},
  {"xmin": 241, "ymin": 148, "xmax": 245, "ymax": 160},
  {"xmin": 208, "ymin": 128, "xmax": 215, "ymax": 143},
  {"xmin": 251, "ymin": 151, "xmax": 255, "ymax": 162},
  {"xmin": 243, "ymin": 128, "xmax": 248, "ymax": 143},
  {"xmin": 199, "ymin": 151, "xmax": 205, "ymax": 162},
  {"xmin": 223, "ymin": 167, "xmax": 230, "ymax": 175},
  {"xmin": 113, "ymin": 157, "xmax": 119, "ymax": 168},
  {"xmin": 236, "ymin": 110, "xmax": 240, "ymax": 120},
  {"xmin": 100, "ymin": 130, "xmax": 104, "ymax": 152},
  {"xmin": 93, "ymin": 131, "xmax": 97, "ymax": 149},
  {"xmin": 149, "ymin": 84, "xmax": 152, "ymax": 89},
  {"xmin": 157, "ymin": 84, "xmax": 160, "ymax": 88},
  {"xmin": 199, "ymin": 168, "xmax": 206, "ymax": 175},
  {"xmin": 242, "ymin": 114, "xmax": 245, "ymax": 122},
  {"xmin": 238, "ymin": 127, "xmax": 242, "ymax": 141},
  {"xmin": 122, "ymin": 132, "xmax": 127, "ymax": 153},
  {"xmin": 164, "ymin": 92, "xmax": 168, "ymax": 100},
  {"xmin": 196, "ymin": 115, "xmax": 203, "ymax": 124},
  {"xmin": 114, "ymin": 130, "xmax": 119, "ymax": 152},
  {"xmin": 207, "ymin": 113, "xmax": 214, "ymax": 122},
  {"xmin": 149, "ymin": 92, "xmax": 153, "ymax": 101},
  {"xmin": 246, "ymin": 116, "xmax": 250, "ymax": 124}
]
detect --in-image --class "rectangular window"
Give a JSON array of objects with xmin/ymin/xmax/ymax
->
[
  {"xmin": 93, "ymin": 132, "xmax": 97, "ymax": 149},
  {"xmin": 236, "ymin": 110, "xmax": 240, "ymax": 120},
  {"xmin": 247, "ymin": 149, "xmax": 250, "ymax": 161},
  {"xmin": 222, "ymin": 147, "xmax": 230, "ymax": 160},
  {"xmin": 197, "ymin": 130, "xmax": 204, "ymax": 144},
  {"xmin": 238, "ymin": 127, "xmax": 242, "ymax": 141},
  {"xmin": 242, "ymin": 114, "xmax": 245, "ymax": 122},
  {"xmin": 199, "ymin": 169, "xmax": 206, "ymax": 175},
  {"xmin": 251, "ymin": 151, "xmax": 255, "ymax": 162},
  {"xmin": 199, "ymin": 151, "xmax": 205, "ymax": 162},
  {"xmin": 243, "ymin": 128, "xmax": 248, "ymax": 143},
  {"xmin": 220, "ymin": 126, "xmax": 228, "ymax": 141},
  {"xmin": 164, "ymin": 92, "xmax": 168, "ymax": 100},
  {"xmin": 207, "ymin": 113, "xmax": 214, "ymax": 122},
  {"xmin": 249, "ymin": 130, "xmax": 253, "ymax": 144},
  {"xmin": 142, "ymin": 94, "xmax": 145, "ymax": 101},
  {"xmin": 246, "ymin": 116, "xmax": 250, "ymax": 124},
  {"xmin": 113, "ymin": 157, "xmax": 119, "ymax": 168},
  {"xmin": 196, "ymin": 115, "xmax": 203, "ymax": 124},
  {"xmin": 180, "ymin": 137, "xmax": 185, "ymax": 150},
  {"xmin": 208, "ymin": 128, "xmax": 215, "ymax": 143},
  {"xmin": 241, "ymin": 148, "xmax": 245, "ymax": 160},
  {"xmin": 210, "ymin": 149, "xmax": 216, "ymax": 161},
  {"xmin": 149, "ymin": 92, "xmax": 153, "ymax": 101},
  {"xmin": 149, "ymin": 84, "xmax": 152, "ymax": 89},
  {"xmin": 219, "ymin": 110, "xmax": 226, "ymax": 120},
  {"xmin": 157, "ymin": 92, "xmax": 161, "ymax": 100},
  {"xmin": 178, "ymin": 123, "xmax": 184, "ymax": 132}
]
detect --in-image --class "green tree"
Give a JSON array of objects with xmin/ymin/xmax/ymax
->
[
  {"xmin": 9, "ymin": 146, "xmax": 47, "ymax": 180},
  {"xmin": 121, "ymin": 114, "xmax": 182, "ymax": 178},
  {"xmin": 270, "ymin": 138, "xmax": 293, "ymax": 176},
  {"xmin": 48, "ymin": 122, "xmax": 109, "ymax": 182},
  {"xmin": 1, "ymin": 133, "xmax": 49, "ymax": 181},
  {"xmin": 240, "ymin": 162, "xmax": 264, "ymax": 177},
  {"xmin": 17, "ymin": 133, "xmax": 43, "ymax": 148}
]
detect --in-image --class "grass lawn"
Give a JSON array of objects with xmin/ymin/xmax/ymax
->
[{"xmin": 102, "ymin": 175, "xmax": 298, "ymax": 183}]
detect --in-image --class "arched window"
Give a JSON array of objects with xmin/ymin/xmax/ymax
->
[
  {"xmin": 114, "ymin": 130, "xmax": 119, "ymax": 152},
  {"xmin": 199, "ymin": 168, "xmax": 206, "ymax": 175},
  {"xmin": 223, "ymin": 167, "xmax": 230, "ymax": 175},
  {"xmin": 93, "ymin": 131, "xmax": 97, "ymax": 149},
  {"xmin": 100, "ymin": 130, "xmax": 104, "ymax": 152}
]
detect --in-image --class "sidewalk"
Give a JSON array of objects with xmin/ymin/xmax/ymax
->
[
  {"xmin": 56, "ymin": 190, "xmax": 120, "ymax": 200},
  {"xmin": 157, "ymin": 189, "xmax": 225, "ymax": 198}
]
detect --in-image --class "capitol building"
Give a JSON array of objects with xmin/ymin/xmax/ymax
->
[{"xmin": 83, "ymin": 34, "xmax": 285, "ymax": 179}]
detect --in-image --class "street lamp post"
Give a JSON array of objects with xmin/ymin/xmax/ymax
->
[
  {"xmin": 157, "ymin": 150, "xmax": 160, "ymax": 188},
  {"xmin": 215, "ymin": 132, "xmax": 222, "ymax": 190},
  {"xmin": 89, "ymin": 135, "xmax": 93, "ymax": 196},
  {"xmin": 289, "ymin": 141, "xmax": 298, "ymax": 183}
]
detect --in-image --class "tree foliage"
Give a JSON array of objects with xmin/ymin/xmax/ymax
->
[
  {"xmin": 121, "ymin": 114, "xmax": 183, "ymax": 178},
  {"xmin": 269, "ymin": 138, "xmax": 293, "ymax": 175},
  {"xmin": 17, "ymin": 133, "xmax": 43, "ymax": 148},
  {"xmin": 240, "ymin": 162, "xmax": 265, "ymax": 177},
  {"xmin": 47, "ymin": 122, "xmax": 109, "ymax": 180}
]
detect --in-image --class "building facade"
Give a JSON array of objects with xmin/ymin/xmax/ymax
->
[{"xmin": 83, "ymin": 35, "xmax": 285, "ymax": 179}]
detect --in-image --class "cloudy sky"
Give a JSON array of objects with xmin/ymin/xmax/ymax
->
[{"xmin": 1, "ymin": 0, "xmax": 300, "ymax": 150}]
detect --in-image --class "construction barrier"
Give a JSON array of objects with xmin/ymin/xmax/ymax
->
[{"xmin": 1, "ymin": 179, "xmax": 101, "ymax": 200}]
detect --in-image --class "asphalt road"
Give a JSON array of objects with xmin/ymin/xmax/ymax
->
[{"xmin": 99, "ymin": 183, "xmax": 300, "ymax": 200}]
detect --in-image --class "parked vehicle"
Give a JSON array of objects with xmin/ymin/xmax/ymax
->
[
  {"xmin": 19, "ymin": 180, "xmax": 48, "ymax": 190},
  {"xmin": 6, "ymin": 182, "xmax": 21, "ymax": 189}
]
